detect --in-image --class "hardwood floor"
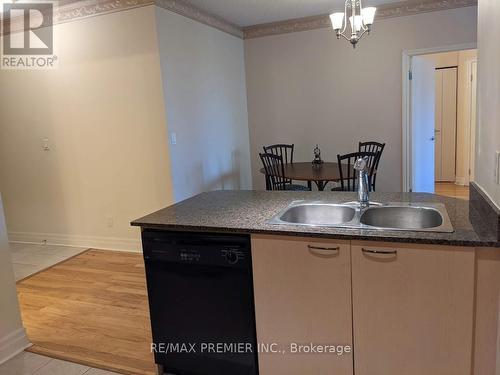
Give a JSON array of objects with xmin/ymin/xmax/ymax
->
[
  {"xmin": 16, "ymin": 250, "xmax": 156, "ymax": 375},
  {"xmin": 435, "ymin": 182, "xmax": 469, "ymax": 200}
]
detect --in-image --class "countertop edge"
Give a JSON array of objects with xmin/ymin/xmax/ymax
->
[{"xmin": 131, "ymin": 222, "xmax": 499, "ymax": 248}]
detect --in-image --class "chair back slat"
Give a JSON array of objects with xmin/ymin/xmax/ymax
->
[
  {"xmin": 263, "ymin": 144, "xmax": 294, "ymax": 165},
  {"xmin": 260, "ymin": 152, "xmax": 288, "ymax": 191},
  {"xmin": 337, "ymin": 151, "xmax": 378, "ymax": 192},
  {"xmin": 358, "ymin": 141, "xmax": 386, "ymax": 191}
]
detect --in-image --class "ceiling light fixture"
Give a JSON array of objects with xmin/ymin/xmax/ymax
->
[{"xmin": 330, "ymin": 0, "xmax": 376, "ymax": 48}]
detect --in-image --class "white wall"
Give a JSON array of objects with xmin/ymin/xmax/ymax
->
[
  {"xmin": 0, "ymin": 6, "xmax": 174, "ymax": 251},
  {"xmin": 245, "ymin": 7, "xmax": 478, "ymax": 191},
  {"xmin": 155, "ymin": 7, "xmax": 252, "ymax": 202},
  {"xmin": 475, "ymin": 0, "xmax": 500, "ymax": 207},
  {"xmin": 0, "ymin": 194, "xmax": 29, "ymax": 364}
]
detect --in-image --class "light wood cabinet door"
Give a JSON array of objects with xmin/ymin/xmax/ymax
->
[
  {"xmin": 251, "ymin": 235, "xmax": 353, "ymax": 375},
  {"xmin": 351, "ymin": 241, "xmax": 475, "ymax": 375}
]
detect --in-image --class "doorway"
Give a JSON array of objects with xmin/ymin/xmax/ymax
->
[{"xmin": 402, "ymin": 45, "xmax": 477, "ymax": 198}]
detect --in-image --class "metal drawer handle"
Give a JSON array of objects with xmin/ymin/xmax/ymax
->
[
  {"xmin": 308, "ymin": 245, "xmax": 340, "ymax": 251},
  {"xmin": 362, "ymin": 248, "xmax": 397, "ymax": 255},
  {"xmin": 308, "ymin": 245, "xmax": 340, "ymax": 257}
]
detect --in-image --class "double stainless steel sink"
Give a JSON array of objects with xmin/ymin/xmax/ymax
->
[{"xmin": 269, "ymin": 201, "xmax": 454, "ymax": 233}]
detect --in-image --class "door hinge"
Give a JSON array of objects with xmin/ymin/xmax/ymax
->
[{"xmin": 409, "ymin": 71, "xmax": 413, "ymax": 80}]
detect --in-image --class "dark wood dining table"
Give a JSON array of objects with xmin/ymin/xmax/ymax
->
[{"xmin": 260, "ymin": 162, "xmax": 343, "ymax": 191}]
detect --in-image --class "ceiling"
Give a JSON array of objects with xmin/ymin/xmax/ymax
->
[{"xmin": 184, "ymin": 0, "xmax": 407, "ymax": 27}]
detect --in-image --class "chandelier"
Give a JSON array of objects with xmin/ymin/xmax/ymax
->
[{"xmin": 330, "ymin": 0, "xmax": 377, "ymax": 48}]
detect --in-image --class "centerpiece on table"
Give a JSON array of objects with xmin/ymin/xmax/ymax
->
[{"xmin": 312, "ymin": 144, "xmax": 324, "ymax": 167}]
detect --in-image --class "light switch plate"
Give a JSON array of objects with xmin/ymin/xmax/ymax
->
[
  {"xmin": 42, "ymin": 138, "xmax": 50, "ymax": 151},
  {"xmin": 170, "ymin": 132, "xmax": 177, "ymax": 145}
]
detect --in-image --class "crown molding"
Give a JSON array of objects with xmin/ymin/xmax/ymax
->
[
  {"xmin": 1, "ymin": 0, "xmax": 476, "ymax": 40},
  {"xmin": 1, "ymin": 0, "xmax": 155, "ymax": 35},
  {"xmin": 59, "ymin": 0, "xmax": 243, "ymax": 38},
  {"xmin": 56, "ymin": 0, "xmax": 154, "ymax": 23},
  {"xmin": 1, "ymin": 0, "xmax": 243, "ymax": 38},
  {"xmin": 155, "ymin": 0, "xmax": 243, "ymax": 38},
  {"xmin": 243, "ymin": 0, "xmax": 478, "ymax": 39}
]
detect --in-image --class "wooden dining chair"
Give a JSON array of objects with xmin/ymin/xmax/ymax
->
[
  {"xmin": 358, "ymin": 141, "xmax": 385, "ymax": 191},
  {"xmin": 263, "ymin": 144, "xmax": 294, "ymax": 164},
  {"xmin": 263, "ymin": 144, "xmax": 295, "ymax": 186},
  {"xmin": 259, "ymin": 153, "xmax": 309, "ymax": 191},
  {"xmin": 335, "ymin": 151, "xmax": 378, "ymax": 192}
]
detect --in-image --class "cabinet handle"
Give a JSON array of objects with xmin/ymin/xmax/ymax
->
[
  {"xmin": 308, "ymin": 245, "xmax": 340, "ymax": 257},
  {"xmin": 362, "ymin": 248, "xmax": 398, "ymax": 255},
  {"xmin": 308, "ymin": 245, "xmax": 340, "ymax": 251}
]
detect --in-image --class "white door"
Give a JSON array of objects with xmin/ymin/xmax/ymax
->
[
  {"xmin": 435, "ymin": 68, "xmax": 457, "ymax": 182},
  {"xmin": 411, "ymin": 56, "xmax": 436, "ymax": 193}
]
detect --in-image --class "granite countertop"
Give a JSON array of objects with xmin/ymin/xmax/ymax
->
[{"xmin": 131, "ymin": 191, "xmax": 500, "ymax": 247}]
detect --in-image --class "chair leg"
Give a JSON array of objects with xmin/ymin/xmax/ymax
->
[{"xmin": 265, "ymin": 176, "xmax": 271, "ymax": 190}]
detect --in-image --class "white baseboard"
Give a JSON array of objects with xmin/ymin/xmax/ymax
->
[
  {"xmin": 8, "ymin": 231, "xmax": 142, "ymax": 253},
  {"xmin": 0, "ymin": 328, "xmax": 31, "ymax": 365}
]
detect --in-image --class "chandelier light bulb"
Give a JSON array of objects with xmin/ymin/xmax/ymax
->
[
  {"xmin": 329, "ymin": 12, "xmax": 345, "ymax": 31},
  {"xmin": 349, "ymin": 15, "xmax": 364, "ymax": 32},
  {"xmin": 362, "ymin": 7, "xmax": 377, "ymax": 26}
]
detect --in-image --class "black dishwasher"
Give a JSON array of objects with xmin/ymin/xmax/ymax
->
[{"xmin": 142, "ymin": 230, "xmax": 259, "ymax": 375}]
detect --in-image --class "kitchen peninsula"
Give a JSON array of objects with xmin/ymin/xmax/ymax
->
[{"xmin": 132, "ymin": 190, "xmax": 500, "ymax": 375}]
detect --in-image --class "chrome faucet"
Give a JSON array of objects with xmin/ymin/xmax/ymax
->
[{"xmin": 354, "ymin": 157, "xmax": 370, "ymax": 209}]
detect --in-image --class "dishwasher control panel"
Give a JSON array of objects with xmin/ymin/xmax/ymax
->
[{"xmin": 142, "ymin": 230, "xmax": 251, "ymax": 269}]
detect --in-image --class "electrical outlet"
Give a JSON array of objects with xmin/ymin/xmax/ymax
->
[{"xmin": 106, "ymin": 216, "xmax": 114, "ymax": 228}]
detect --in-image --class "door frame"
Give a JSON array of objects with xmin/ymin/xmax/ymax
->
[
  {"xmin": 401, "ymin": 42, "xmax": 477, "ymax": 192},
  {"xmin": 466, "ymin": 58, "xmax": 478, "ymax": 184}
]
